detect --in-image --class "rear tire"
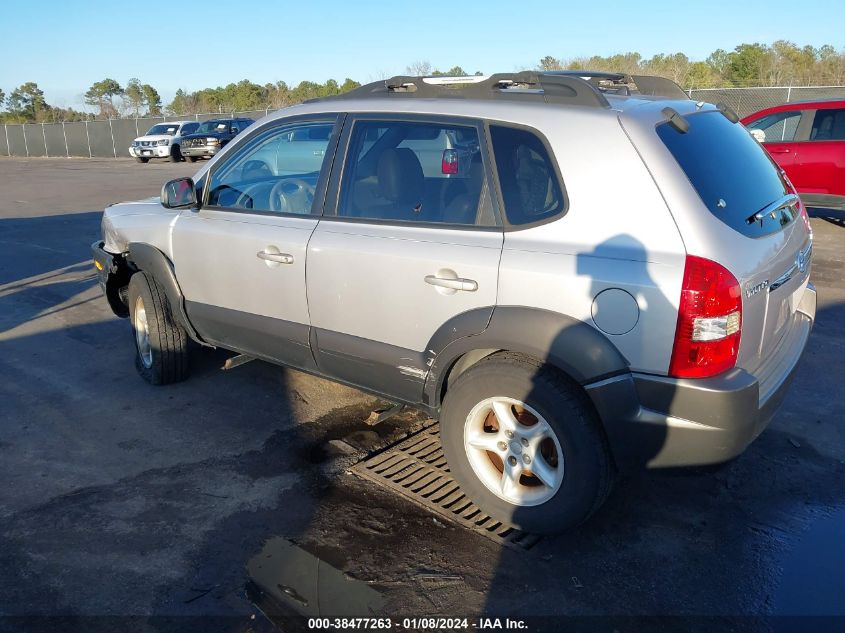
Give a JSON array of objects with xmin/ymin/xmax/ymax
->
[
  {"xmin": 440, "ymin": 353, "xmax": 613, "ymax": 534},
  {"xmin": 135, "ymin": 157, "xmax": 149, "ymax": 163},
  {"xmin": 127, "ymin": 272, "xmax": 189, "ymax": 385},
  {"xmin": 186, "ymin": 156, "xmax": 198, "ymax": 163},
  {"xmin": 169, "ymin": 144, "xmax": 183, "ymax": 162}
]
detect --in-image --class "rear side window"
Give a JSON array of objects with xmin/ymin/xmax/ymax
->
[
  {"xmin": 810, "ymin": 108, "xmax": 845, "ymax": 140},
  {"xmin": 745, "ymin": 110, "xmax": 802, "ymax": 142},
  {"xmin": 489, "ymin": 125, "xmax": 564, "ymax": 226},
  {"xmin": 657, "ymin": 111, "xmax": 793, "ymax": 238},
  {"xmin": 336, "ymin": 119, "xmax": 496, "ymax": 227}
]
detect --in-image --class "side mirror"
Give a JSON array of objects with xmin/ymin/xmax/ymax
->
[
  {"xmin": 231, "ymin": 127, "xmax": 239, "ymax": 134},
  {"xmin": 161, "ymin": 177, "xmax": 198, "ymax": 209}
]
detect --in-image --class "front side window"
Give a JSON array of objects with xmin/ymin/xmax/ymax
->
[
  {"xmin": 336, "ymin": 119, "xmax": 495, "ymax": 226},
  {"xmin": 810, "ymin": 108, "xmax": 845, "ymax": 141},
  {"xmin": 206, "ymin": 119, "xmax": 336, "ymax": 214},
  {"xmin": 489, "ymin": 125, "xmax": 565, "ymax": 226},
  {"xmin": 180, "ymin": 122, "xmax": 199, "ymax": 135},
  {"xmin": 746, "ymin": 110, "xmax": 802, "ymax": 142}
]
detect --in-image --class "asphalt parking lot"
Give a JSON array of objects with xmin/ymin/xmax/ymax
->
[{"xmin": 1, "ymin": 157, "xmax": 843, "ymax": 631}]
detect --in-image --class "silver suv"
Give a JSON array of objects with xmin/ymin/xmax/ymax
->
[
  {"xmin": 92, "ymin": 72, "xmax": 816, "ymax": 534},
  {"xmin": 129, "ymin": 120, "xmax": 200, "ymax": 163}
]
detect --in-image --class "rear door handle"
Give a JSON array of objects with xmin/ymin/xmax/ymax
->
[
  {"xmin": 257, "ymin": 250, "xmax": 294, "ymax": 264},
  {"xmin": 424, "ymin": 275, "xmax": 478, "ymax": 292}
]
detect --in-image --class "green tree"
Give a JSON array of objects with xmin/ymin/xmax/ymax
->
[
  {"xmin": 340, "ymin": 78, "xmax": 360, "ymax": 93},
  {"xmin": 84, "ymin": 78, "xmax": 124, "ymax": 118},
  {"xmin": 686, "ymin": 61, "xmax": 719, "ymax": 88},
  {"xmin": 0, "ymin": 88, "xmax": 5, "ymax": 111},
  {"xmin": 7, "ymin": 82, "xmax": 48, "ymax": 121},
  {"xmin": 445, "ymin": 66, "xmax": 468, "ymax": 77},
  {"xmin": 124, "ymin": 78, "xmax": 145, "ymax": 116},
  {"xmin": 706, "ymin": 48, "xmax": 730, "ymax": 77},
  {"xmin": 167, "ymin": 88, "xmax": 197, "ymax": 115},
  {"xmin": 726, "ymin": 43, "xmax": 771, "ymax": 85},
  {"xmin": 142, "ymin": 84, "xmax": 162, "ymax": 115},
  {"xmin": 539, "ymin": 55, "xmax": 562, "ymax": 71}
]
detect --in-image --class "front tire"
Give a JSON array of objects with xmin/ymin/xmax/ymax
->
[
  {"xmin": 127, "ymin": 272, "xmax": 189, "ymax": 385},
  {"xmin": 169, "ymin": 144, "xmax": 183, "ymax": 162},
  {"xmin": 186, "ymin": 156, "xmax": 198, "ymax": 163},
  {"xmin": 134, "ymin": 157, "xmax": 149, "ymax": 163},
  {"xmin": 440, "ymin": 353, "xmax": 613, "ymax": 534}
]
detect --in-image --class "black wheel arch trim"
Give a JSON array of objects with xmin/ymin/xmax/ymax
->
[
  {"xmin": 423, "ymin": 306, "xmax": 629, "ymax": 408},
  {"xmin": 126, "ymin": 242, "xmax": 206, "ymax": 345}
]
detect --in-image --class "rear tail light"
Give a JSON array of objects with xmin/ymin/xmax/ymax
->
[
  {"xmin": 441, "ymin": 149, "xmax": 459, "ymax": 174},
  {"xmin": 669, "ymin": 256, "xmax": 742, "ymax": 378}
]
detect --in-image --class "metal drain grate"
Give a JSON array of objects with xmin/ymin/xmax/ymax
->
[{"xmin": 352, "ymin": 425, "xmax": 541, "ymax": 550}]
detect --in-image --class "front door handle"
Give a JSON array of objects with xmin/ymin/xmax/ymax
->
[
  {"xmin": 257, "ymin": 250, "xmax": 294, "ymax": 264},
  {"xmin": 424, "ymin": 274, "xmax": 478, "ymax": 292}
]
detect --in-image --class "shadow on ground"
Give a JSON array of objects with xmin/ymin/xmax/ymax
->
[{"xmin": 0, "ymin": 212, "xmax": 843, "ymax": 633}]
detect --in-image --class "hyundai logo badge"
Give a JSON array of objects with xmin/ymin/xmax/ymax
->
[{"xmin": 796, "ymin": 250, "xmax": 807, "ymax": 274}]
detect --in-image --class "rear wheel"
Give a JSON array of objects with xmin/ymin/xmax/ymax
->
[
  {"xmin": 169, "ymin": 144, "xmax": 183, "ymax": 162},
  {"xmin": 134, "ymin": 157, "xmax": 149, "ymax": 163},
  {"xmin": 440, "ymin": 353, "xmax": 613, "ymax": 534},
  {"xmin": 127, "ymin": 272, "xmax": 189, "ymax": 385}
]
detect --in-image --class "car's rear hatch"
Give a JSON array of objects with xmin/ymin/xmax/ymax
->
[{"xmin": 652, "ymin": 109, "xmax": 813, "ymax": 382}]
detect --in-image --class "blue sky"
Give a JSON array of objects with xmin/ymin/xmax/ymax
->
[{"xmin": 2, "ymin": 0, "xmax": 843, "ymax": 110}]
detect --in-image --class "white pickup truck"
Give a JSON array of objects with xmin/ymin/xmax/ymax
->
[{"xmin": 129, "ymin": 120, "xmax": 200, "ymax": 163}]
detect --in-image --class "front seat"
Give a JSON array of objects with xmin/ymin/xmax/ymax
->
[{"xmin": 374, "ymin": 148, "xmax": 426, "ymax": 220}]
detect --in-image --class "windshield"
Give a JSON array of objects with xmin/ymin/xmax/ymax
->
[
  {"xmin": 196, "ymin": 120, "xmax": 230, "ymax": 134},
  {"xmin": 146, "ymin": 124, "xmax": 179, "ymax": 136}
]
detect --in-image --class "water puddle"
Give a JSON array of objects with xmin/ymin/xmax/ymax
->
[
  {"xmin": 772, "ymin": 506, "xmax": 845, "ymax": 616},
  {"xmin": 247, "ymin": 537, "xmax": 385, "ymax": 620}
]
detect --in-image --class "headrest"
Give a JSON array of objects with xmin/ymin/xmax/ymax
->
[{"xmin": 377, "ymin": 148, "xmax": 424, "ymax": 202}]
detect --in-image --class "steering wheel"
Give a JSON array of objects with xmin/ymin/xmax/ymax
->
[
  {"xmin": 233, "ymin": 185, "xmax": 256, "ymax": 209},
  {"xmin": 269, "ymin": 178, "xmax": 315, "ymax": 214}
]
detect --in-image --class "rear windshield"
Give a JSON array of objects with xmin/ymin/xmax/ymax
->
[{"xmin": 657, "ymin": 111, "xmax": 795, "ymax": 238}]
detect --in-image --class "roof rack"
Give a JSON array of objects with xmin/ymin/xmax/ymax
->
[
  {"xmin": 317, "ymin": 72, "xmax": 611, "ymax": 109},
  {"xmin": 543, "ymin": 71, "xmax": 690, "ymax": 100}
]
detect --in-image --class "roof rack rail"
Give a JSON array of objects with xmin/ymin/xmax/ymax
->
[
  {"xmin": 544, "ymin": 71, "xmax": 690, "ymax": 100},
  {"xmin": 316, "ymin": 72, "xmax": 611, "ymax": 109}
]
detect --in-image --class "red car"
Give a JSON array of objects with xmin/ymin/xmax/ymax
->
[{"xmin": 742, "ymin": 100, "xmax": 845, "ymax": 211}]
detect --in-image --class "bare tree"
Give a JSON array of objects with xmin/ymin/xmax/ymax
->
[{"xmin": 406, "ymin": 60, "xmax": 432, "ymax": 76}]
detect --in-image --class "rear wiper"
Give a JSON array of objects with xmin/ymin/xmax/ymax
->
[{"xmin": 746, "ymin": 194, "xmax": 799, "ymax": 225}]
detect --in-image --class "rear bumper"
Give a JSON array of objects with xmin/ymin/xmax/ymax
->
[
  {"xmin": 586, "ymin": 283, "xmax": 816, "ymax": 470},
  {"xmin": 802, "ymin": 193, "xmax": 845, "ymax": 213}
]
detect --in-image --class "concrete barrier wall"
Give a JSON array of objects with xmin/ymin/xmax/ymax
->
[{"xmin": 0, "ymin": 108, "xmax": 275, "ymax": 157}]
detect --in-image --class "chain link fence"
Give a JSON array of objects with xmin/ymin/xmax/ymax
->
[
  {"xmin": 687, "ymin": 85, "xmax": 845, "ymax": 118},
  {"xmin": 3, "ymin": 86, "xmax": 845, "ymax": 158}
]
